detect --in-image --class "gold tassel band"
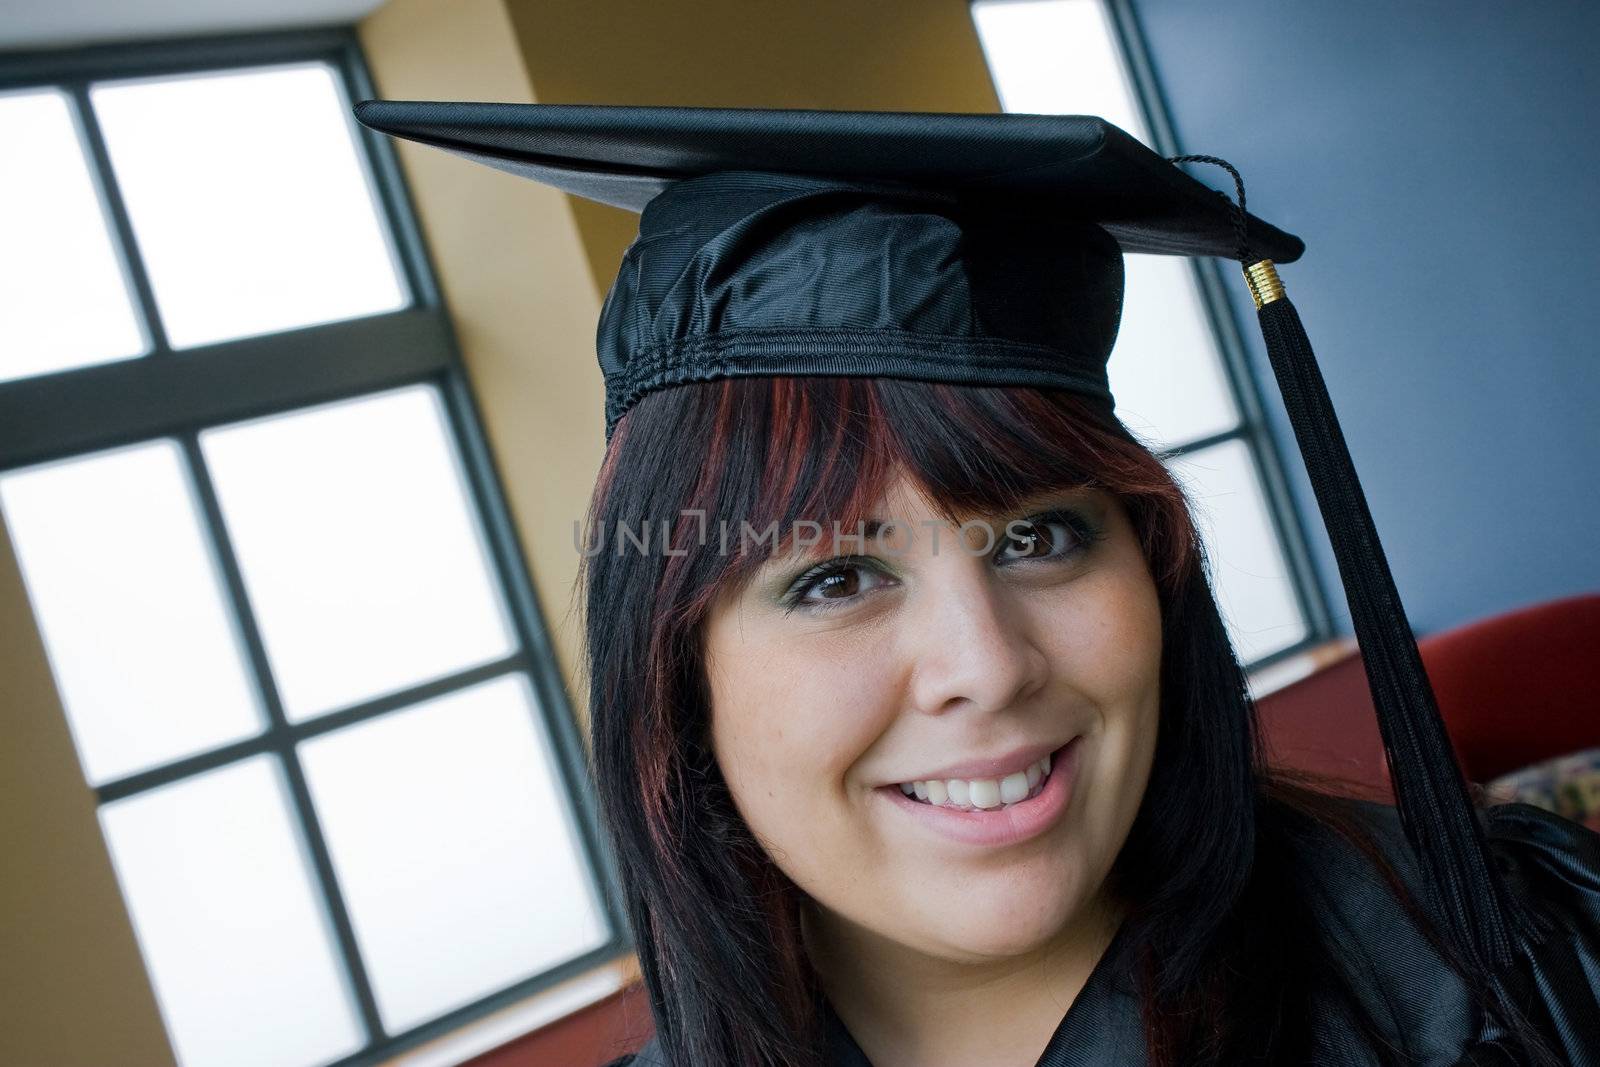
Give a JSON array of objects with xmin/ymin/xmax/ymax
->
[{"xmin": 1244, "ymin": 259, "xmax": 1286, "ymax": 309}]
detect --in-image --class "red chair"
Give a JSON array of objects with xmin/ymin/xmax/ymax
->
[{"xmin": 1256, "ymin": 592, "xmax": 1600, "ymax": 791}]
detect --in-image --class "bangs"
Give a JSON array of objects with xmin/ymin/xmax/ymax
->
[{"xmin": 599, "ymin": 374, "xmax": 1194, "ymax": 626}]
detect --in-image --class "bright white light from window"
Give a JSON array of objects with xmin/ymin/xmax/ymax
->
[
  {"xmin": 0, "ymin": 440, "xmax": 263, "ymax": 785},
  {"xmin": 971, "ymin": 0, "xmax": 1149, "ymax": 138},
  {"xmin": 1170, "ymin": 439, "xmax": 1308, "ymax": 661},
  {"xmin": 299, "ymin": 674, "xmax": 609, "ymax": 1032},
  {"xmin": 0, "ymin": 89, "xmax": 145, "ymax": 383},
  {"xmin": 90, "ymin": 63, "xmax": 405, "ymax": 349},
  {"xmin": 1108, "ymin": 255, "xmax": 1239, "ymax": 447},
  {"xmin": 199, "ymin": 385, "xmax": 517, "ymax": 720},
  {"xmin": 99, "ymin": 757, "xmax": 365, "ymax": 1067}
]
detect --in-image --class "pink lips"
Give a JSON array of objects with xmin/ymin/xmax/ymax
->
[{"xmin": 879, "ymin": 736, "xmax": 1082, "ymax": 848}]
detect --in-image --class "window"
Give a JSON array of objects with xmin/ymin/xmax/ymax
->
[
  {"xmin": 0, "ymin": 31, "xmax": 624, "ymax": 1067},
  {"xmin": 971, "ymin": 0, "xmax": 1331, "ymax": 665}
]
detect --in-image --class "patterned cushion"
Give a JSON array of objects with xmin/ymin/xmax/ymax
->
[{"xmin": 1485, "ymin": 747, "xmax": 1600, "ymax": 832}]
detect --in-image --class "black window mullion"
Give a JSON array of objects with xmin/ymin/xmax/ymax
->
[
  {"xmin": 1161, "ymin": 419, "xmax": 1332, "ymax": 660},
  {"xmin": 177, "ymin": 431, "xmax": 388, "ymax": 1046},
  {"xmin": 1159, "ymin": 424, "xmax": 1249, "ymax": 462},
  {"xmin": 0, "ymin": 308, "xmax": 454, "ymax": 474},
  {"xmin": 93, "ymin": 652, "xmax": 531, "ymax": 805},
  {"xmin": 0, "ymin": 29, "xmax": 352, "ymax": 92},
  {"xmin": 64, "ymin": 81, "xmax": 171, "ymax": 354},
  {"xmin": 435, "ymin": 362, "xmax": 635, "ymax": 949}
]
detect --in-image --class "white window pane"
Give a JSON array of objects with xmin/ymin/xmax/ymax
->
[
  {"xmin": 1107, "ymin": 255, "xmax": 1239, "ymax": 448},
  {"xmin": 972, "ymin": 0, "xmax": 1149, "ymax": 141},
  {"xmin": 99, "ymin": 757, "xmax": 365, "ymax": 1067},
  {"xmin": 299, "ymin": 674, "xmax": 609, "ymax": 1032},
  {"xmin": 200, "ymin": 386, "xmax": 516, "ymax": 720},
  {"xmin": 0, "ymin": 89, "xmax": 145, "ymax": 383},
  {"xmin": 1168, "ymin": 439, "xmax": 1308, "ymax": 662},
  {"xmin": 0, "ymin": 441, "xmax": 263, "ymax": 785},
  {"xmin": 90, "ymin": 63, "xmax": 405, "ymax": 349}
]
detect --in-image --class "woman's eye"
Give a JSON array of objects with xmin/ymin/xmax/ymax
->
[
  {"xmin": 779, "ymin": 510, "xmax": 1100, "ymax": 612},
  {"xmin": 783, "ymin": 557, "xmax": 888, "ymax": 611},
  {"xmin": 995, "ymin": 510, "xmax": 1095, "ymax": 565}
]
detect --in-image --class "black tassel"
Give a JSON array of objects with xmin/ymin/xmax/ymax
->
[
  {"xmin": 1166, "ymin": 153, "xmax": 1561, "ymax": 1061},
  {"xmin": 1250, "ymin": 272, "xmax": 1515, "ymax": 976},
  {"xmin": 1167, "ymin": 154, "xmax": 1520, "ymax": 978}
]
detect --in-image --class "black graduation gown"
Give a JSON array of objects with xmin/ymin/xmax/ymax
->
[{"xmin": 612, "ymin": 799, "xmax": 1600, "ymax": 1066}]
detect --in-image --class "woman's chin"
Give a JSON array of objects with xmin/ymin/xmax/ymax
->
[
  {"xmin": 948, "ymin": 927, "xmax": 1061, "ymax": 961},
  {"xmin": 908, "ymin": 883, "xmax": 1085, "ymax": 962}
]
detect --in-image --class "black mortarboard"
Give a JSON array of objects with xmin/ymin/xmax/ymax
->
[
  {"xmin": 353, "ymin": 101, "xmax": 1583, "ymax": 1049},
  {"xmin": 352, "ymin": 102, "xmax": 1300, "ymax": 440}
]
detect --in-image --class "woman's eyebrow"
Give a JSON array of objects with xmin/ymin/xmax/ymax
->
[{"xmin": 738, "ymin": 518, "xmax": 893, "ymax": 590}]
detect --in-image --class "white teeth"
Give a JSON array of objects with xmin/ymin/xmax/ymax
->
[
  {"xmin": 999, "ymin": 771, "xmax": 1029, "ymax": 804},
  {"xmin": 968, "ymin": 778, "xmax": 1001, "ymax": 808},
  {"xmin": 897, "ymin": 752, "xmax": 1057, "ymax": 812}
]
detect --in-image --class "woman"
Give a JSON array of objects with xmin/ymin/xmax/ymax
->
[
  {"xmin": 351, "ymin": 102, "xmax": 1600, "ymax": 1066},
  {"xmin": 582, "ymin": 375, "xmax": 1581, "ymax": 1067}
]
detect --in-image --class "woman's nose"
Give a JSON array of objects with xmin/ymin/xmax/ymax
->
[{"xmin": 899, "ymin": 556, "xmax": 1050, "ymax": 719}]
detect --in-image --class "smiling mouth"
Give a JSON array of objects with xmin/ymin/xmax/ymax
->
[{"xmin": 890, "ymin": 740, "xmax": 1071, "ymax": 813}]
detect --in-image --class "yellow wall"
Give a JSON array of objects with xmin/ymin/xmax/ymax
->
[
  {"xmin": 503, "ymin": 0, "xmax": 1001, "ymax": 293},
  {"xmin": 0, "ymin": 514, "xmax": 174, "ymax": 1066}
]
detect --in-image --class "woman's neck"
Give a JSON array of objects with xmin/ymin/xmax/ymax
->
[{"xmin": 802, "ymin": 892, "xmax": 1127, "ymax": 1067}]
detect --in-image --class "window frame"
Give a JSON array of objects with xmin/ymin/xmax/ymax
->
[
  {"xmin": 0, "ymin": 27, "xmax": 630, "ymax": 1067},
  {"xmin": 971, "ymin": 0, "xmax": 1335, "ymax": 668}
]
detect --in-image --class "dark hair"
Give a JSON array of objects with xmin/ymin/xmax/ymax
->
[{"xmin": 578, "ymin": 375, "xmax": 1510, "ymax": 1066}]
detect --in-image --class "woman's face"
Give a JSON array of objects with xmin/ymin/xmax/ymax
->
[{"xmin": 702, "ymin": 471, "xmax": 1163, "ymax": 967}]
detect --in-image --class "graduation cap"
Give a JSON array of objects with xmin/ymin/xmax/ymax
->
[{"xmin": 353, "ymin": 101, "xmax": 1576, "ymax": 1052}]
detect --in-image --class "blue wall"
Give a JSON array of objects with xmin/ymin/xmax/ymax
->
[{"xmin": 1132, "ymin": 0, "xmax": 1600, "ymax": 635}]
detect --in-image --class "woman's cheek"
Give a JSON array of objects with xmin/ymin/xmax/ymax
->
[
  {"xmin": 1051, "ymin": 562, "xmax": 1161, "ymax": 693},
  {"xmin": 1037, "ymin": 556, "xmax": 1162, "ymax": 837},
  {"xmin": 712, "ymin": 646, "xmax": 887, "ymax": 860},
  {"xmin": 709, "ymin": 627, "xmax": 880, "ymax": 913}
]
